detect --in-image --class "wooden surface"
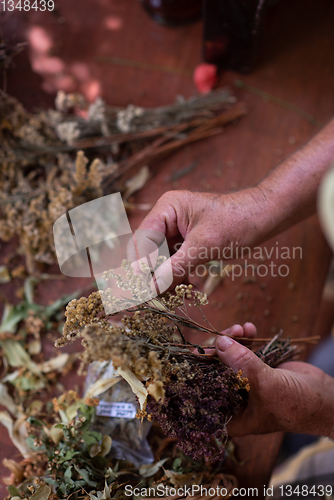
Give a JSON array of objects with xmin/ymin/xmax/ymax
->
[{"xmin": 1, "ymin": 0, "xmax": 334, "ymax": 497}]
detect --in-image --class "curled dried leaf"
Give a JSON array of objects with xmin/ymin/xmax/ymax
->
[{"xmin": 116, "ymin": 367, "xmax": 148, "ymax": 411}]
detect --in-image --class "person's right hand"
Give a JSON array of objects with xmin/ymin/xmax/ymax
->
[{"xmin": 137, "ymin": 188, "xmax": 273, "ymax": 292}]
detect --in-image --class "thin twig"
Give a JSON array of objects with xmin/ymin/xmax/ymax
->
[
  {"xmin": 167, "ymin": 335, "xmax": 320, "ymax": 347},
  {"xmin": 108, "ymin": 103, "xmax": 246, "ymax": 185},
  {"xmin": 95, "ymin": 54, "xmax": 193, "ymax": 76}
]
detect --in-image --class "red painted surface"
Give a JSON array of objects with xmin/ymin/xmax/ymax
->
[{"xmin": 1, "ymin": 0, "xmax": 334, "ymax": 496}]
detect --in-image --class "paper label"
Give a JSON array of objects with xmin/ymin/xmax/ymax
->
[{"xmin": 96, "ymin": 401, "xmax": 137, "ymax": 418}]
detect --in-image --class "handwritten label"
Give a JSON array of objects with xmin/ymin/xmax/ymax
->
[{"xmin": 96, "ymin": 401, "xmax": 137, "ymax": 419}]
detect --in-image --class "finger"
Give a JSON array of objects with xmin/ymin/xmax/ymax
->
[
  {"xmin": 219, "ymin": 323, "xmax": 257, "ymax": 340},
  {"xmin": 137, "ymin": 194, "xmax": 181, "ymax": 240},
  {"xmin": 277, "ymin": 361, "xmax": 325, "ymax": 378},
  {"xmin": 152, "ymin": 239, "xmax": 202, "ymax": 293},
  {"xmin": 220, "ymin": 324, "xmax": 244, "ymax": 338},
  {"xmin": 127, "ymin": 229, "xmax": 165, "ymax": 263},
  {"xmin": 215, "ymin": 336, "xmax": 267, "ymax": 378},
  {"xmin": 242, "ymin": 322, "xmax": 257, "ymax": 339}
]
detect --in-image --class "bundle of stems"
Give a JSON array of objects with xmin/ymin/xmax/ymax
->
[
  {"xmin": 104, "ymin": 102, "xmax": 246, "ymax": 187},
  {"xmin": 58, "ymin": 269, "xmax": 320, "ymax": 463},
  {"xmin": 13, "ymin": 95, "xmax": 246, "ymax": 188},
  {"xmin": 58, "ymin": 275, "xmax": 319, "ymax": 369},
  {"xmin": 127, "ymin": 295, "xmax": 317, "ymax": 367}
]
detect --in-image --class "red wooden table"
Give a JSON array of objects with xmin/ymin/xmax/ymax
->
[{"xmin": 1, "ymin": 0, "xmax": 334, "ymax": 497}]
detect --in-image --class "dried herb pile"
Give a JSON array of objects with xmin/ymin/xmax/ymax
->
[
  {"xmin": 0, "ymin": 86, "xmax": 248, "ymax": 499},
  {"xmin": 0, "ymin": 271, "xmax": 240, "ymax": 500},
  {"xmin": 3, "ymin": 389, "xmax": 239, "ymax": 500},
  {"xmin": 0, "ymin": 92, "xmax": 105, "ymax": 272},
  {"xmin": 0, "ymin": 88, "xmax": 244, "ymax": 274},
  {"xmin": 56, "ymin": 260, "xmax": 301, "ymax": 464}
]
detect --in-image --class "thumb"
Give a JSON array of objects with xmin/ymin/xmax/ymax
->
[
  {"xmin": 215, "ymin": 336, "xmax": 267, "ymax": 379},
  {"xmin": 153, "ymin": 239, "xmax": 202, "ymax": 292}
]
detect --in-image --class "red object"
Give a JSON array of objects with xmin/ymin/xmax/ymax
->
[{"xmin": 193, "ymin": 63, "xmax": 218, "ymax": 94}]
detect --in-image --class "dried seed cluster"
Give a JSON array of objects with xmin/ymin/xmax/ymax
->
[
  {"xmin": 147, "ymin": 363, "xmax": 249, "ymax": 462},
  {"xmin": 0, "ymin": 94, "xmax": 127, "ymax": 274},
  {"xmin": 0, "ymin": 93, "xmax": 103, "ymax": 273}
]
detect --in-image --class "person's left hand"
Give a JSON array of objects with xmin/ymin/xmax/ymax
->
[{"xmin": 215, "ymin": 323, "xmax": 334, "ymax": 439}]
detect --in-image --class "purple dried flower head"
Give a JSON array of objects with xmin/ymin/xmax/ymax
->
[{"xmin": 147, "ymin": 361, "xmax": 249, "ymax": 462}]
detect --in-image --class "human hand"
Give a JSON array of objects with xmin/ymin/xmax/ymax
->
[
  {"xmin": 215, "ymin": 328, "xmax": 334, "ymax": 439},
  {"xmin": 137, "ymin": 188, "xmax": 272, "ymax": 291}
]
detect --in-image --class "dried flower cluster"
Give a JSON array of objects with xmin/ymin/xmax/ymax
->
[
  {"xmin": 56, "ymin": 261, "xmax": 254, "ymax": 462},
  {"xmin": 0, "ymin": 94, "xmax": 104, "ymax": 272},
  {"xmin": 147, "ymin": 363, "xmax": 249, "ymax": 462},
  {"xmin": 56, "ymin": 259, "xmax": 300, "ymax": 463},
  {"xmin": 0, "ymin": 87, "xmax": 241, "ymax": 273},
  {"xmin": 117, "ymin": 104, "xmax": 144, "ymax": 133}
]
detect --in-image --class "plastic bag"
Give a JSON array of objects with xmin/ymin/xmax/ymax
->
[{"xmin": 85, "ymin": 361, "xmax": 154, "ymax": 467}]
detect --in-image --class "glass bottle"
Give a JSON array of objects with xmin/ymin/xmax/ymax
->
[
  {"xmin": 140, "ymin": 0, "xmax": 203, "ymax": 26},
  {"xmin": 203, "ymin": 0, "xmax": 271, "ymax": 73}
]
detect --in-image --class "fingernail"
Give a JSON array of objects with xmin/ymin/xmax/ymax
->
[{"xmin": 217, "ymin": 336, "xmax": 234, "ymax": 352}]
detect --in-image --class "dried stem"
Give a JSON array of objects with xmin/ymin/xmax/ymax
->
[{"xmin": 104, "ymin": 103, "xmax": 246, "ymax": 187}]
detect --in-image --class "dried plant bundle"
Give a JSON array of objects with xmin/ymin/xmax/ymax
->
[
  {"xmin": 56, "ymin": 260, "xmax": 312, "ymax": 463},
  {"xmin": 0, "ymin": 88, "xmax": 244, "ymax": 273}
]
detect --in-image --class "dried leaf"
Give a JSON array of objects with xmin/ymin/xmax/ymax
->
[
  {"xmin": 89, "ymin": 443, "xmax": 101, "ymax": 458},
  {"xmin": 0, "ymin": 303, "xmax": 28, "ymax": 333},
  {"xmin": 24, "ymin": 276, "xmax": 38, "ymax": 304},
  {"xmin": 84, "ymin": 376, "xmax": 120, "ymax": 399},
  {"xmin": 27, "ymin": 400, "xmax": 43, "ymax": 415},
  {"xmin": 74, "ymin": 466, "xmax": 98, "ymax": 487},
  {"xmin": 104, "ymin": 480, "xmax": 112, "ymax": 500},
  {"xmin": 64, "ymin": 401, "xmax": 83, "ymax": 422},
  {"xmin": 38, "ymin": 353, "xmax": 70, "ymax": 373},
  {"xmin": 0, "ymin": 265, "xmax": 11, "ymax": 284},
  {"xmin": 139, "ymin": 458, "xmax": 168, "ymax": 478},
  {"xmin": 3, "ymin": 459, "xmax": 24, "ymax": 484},
  {"xmin": 1, "ymin": 339, "xmax": 39, "ymax": 373},
  {"xmin": 89, "ymin": 435, "xmax": 112, "ymax": 458},
  {"xmin": 47, "ymin": 425, "xmax": 64, "ymax": 445},
  {"xmin": 7, "ymin": 485, "xmax": 21, "ymax": 497},
  {"xmin": 2, "ymin": 370, "xmax": 19, "ymax": 383},
  {"xmin": 27, "ymin": 338, "xmax": 42, "ymax": 355},
  {"xmin": 29, "ymin": 483, "xmax": 51, "ymax": 500},
  {"xmin": 99, "ymin": 435, "xmax": 112, "ymax": 457},
  {"xmin": 147, "ymin": 380, "xmax": 165, "ymax": 403},
  {"xmin": 164, "ymin": 470, "xmax": 199, "ymax": 486},
  {"xmin": 11, "ymin": 373, "xmax": 45, "ymax": 392},
  {"xmin": 0, "ymin": 383, "xmax": 19, "ymax": 416},
  {"xmin": 116, "ymin": 367, "xmax": 147, "ymax": 411},
  {"xmin": 124, "ymin": 165, "xmax": 150, "ymax": 200},
  {"xmin": 0, "ymin": 411, "xmax": 34, "ymax": 458}
]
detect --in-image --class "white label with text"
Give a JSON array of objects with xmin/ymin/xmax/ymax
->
[{"xmin": 96, "ymin": 402, "xmax": 137, "ymax": 418}]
